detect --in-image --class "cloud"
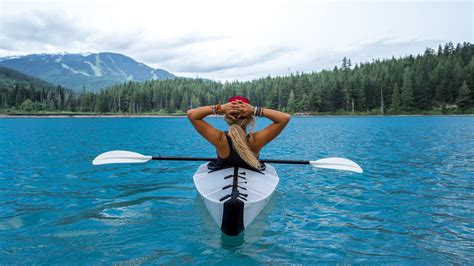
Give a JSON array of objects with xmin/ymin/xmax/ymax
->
[
  {"xmin": 97, "ymin": 33, "xmax": 230, "ymax": 68},
  {"xmin": 0, "ymin": 8, "xmax": 228, "ymax": 56},
  {"xmin": 0, "ymin": 1, "xmax": 470, "ymax": 81},
  {"xmin": 161, "ymin": 46, "xmax": 292, "ymax": 73},
  {"xmin": 187, "ymin": 38, "xmax": 454, "ymax": 81},
  {"xmin": 91, "ymin": 30, "xmax": 227, "ymax": 54},
  {"xmin": 0, "ymin": 10, "xmax": 89, "ymax": 49}
]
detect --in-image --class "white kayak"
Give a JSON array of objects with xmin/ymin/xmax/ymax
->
[{"xmin": 193, "ymin": 162, "xmax": 279, "ymax": 236}]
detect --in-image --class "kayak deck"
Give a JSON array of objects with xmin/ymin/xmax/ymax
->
[{"xmin": 193, "ymin": 163, "xmax": 279, "ymax": 236}]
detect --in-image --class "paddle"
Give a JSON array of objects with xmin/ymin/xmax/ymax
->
[{"xmin": 92, "ymin": 150, "xmax": 363, "ymax": 173}]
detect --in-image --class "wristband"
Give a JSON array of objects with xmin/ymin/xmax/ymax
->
[
  {"xmin": 215, "ymin": 104, "xmax": 222, "ymax": 115},
  {"xmin": 254, "ymin": 106, "xmax": 263, "ymax": 116},
  {"xmin": 210, "ymin": 105, "xmax": 216, "ymax": 115}
]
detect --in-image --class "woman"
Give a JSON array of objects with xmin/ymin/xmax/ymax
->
[{"xmin": 186, "ymin": 96, "xmax": 290, "ymax": 170}]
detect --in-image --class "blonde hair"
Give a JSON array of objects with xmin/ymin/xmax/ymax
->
[{"xmin": 224, "ymin": 114, "xmax": 261, "ymax": 170}]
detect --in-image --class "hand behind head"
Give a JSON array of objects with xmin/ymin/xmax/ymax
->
[{"xmin": 228, "ymin": 109, "xmax": 246, "ymax": 121}]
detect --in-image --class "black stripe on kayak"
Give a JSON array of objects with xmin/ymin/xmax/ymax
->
[{"xmin": 220, "ymin": 166, "xmax": 245, "ymax": 236}]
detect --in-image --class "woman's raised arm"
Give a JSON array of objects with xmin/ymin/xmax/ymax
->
[
  {"xmin": 233, "ymin": 101, "xmax": 291, "ymax": 150},
  {"xmin": 253, "ymin": 108, "xmax": 291, "ymax": 149},
  {"xmin": 186, "ymin": 103, "xmax": 236, "ymax": 147}
]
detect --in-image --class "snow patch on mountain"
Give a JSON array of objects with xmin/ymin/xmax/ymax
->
[
  {"xmin": 151, "ymin": 70, "xmax": 157, "ymax": 79},
  {"xmin": 106, "ymin": 53, "xmax": 127, "ymax": 77},
  {"xmin": 84, "ymin": 60, "xmax": 102, "ymax": 77},
  {"xmin": 54, "ymin": 55, "xmax": 63, "ymax": 63},
  {"xmin": 0, "ymin": 55, "xmax": 22, "ymax": 61},
  {"xmin": 61, "ymin": 63, "xmax": 90, "ymax": 76},
  {"xmin": 95, "ymin": 54, "xmax": 103, "ymax": 77},
  {"xmin": 103, "ymin": 54, "xmax": 118, "ymax": 76},
  {"xmin": 79, "ymin": 52, "xmax": 93, "ymax": 57}
]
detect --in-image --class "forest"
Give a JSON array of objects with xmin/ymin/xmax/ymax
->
[{"xmin": 1, "ymin": 42, "xmax": 473, "ymax": 115}]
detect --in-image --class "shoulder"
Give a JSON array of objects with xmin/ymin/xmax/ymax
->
[
  {"xmin": 247, "ymin": 132, "xmax": 258, "ymax": 146},
  {"xmin": 217, "ymin": 131, "xmax": 228, "ymax": 145}
]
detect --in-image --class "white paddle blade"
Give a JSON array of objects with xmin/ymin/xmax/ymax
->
[
  {"xmin": 92, "ymin": 150, "xmax": 152, "ymax": 165},
  {"xmin": 310, "ymin": 157, "xmax": 363, "ymax": 173}
]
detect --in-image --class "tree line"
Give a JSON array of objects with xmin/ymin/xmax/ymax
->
[
  {"xmin": 1, "ymin": 42, "xmax": 473, "ymax": 114},
  {"xmin": 0, "ymin": 66, "xmax": 77, "ymax": 112}
]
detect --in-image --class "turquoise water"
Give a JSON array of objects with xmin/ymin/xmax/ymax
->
[{"xmin": 0, "ymin": 116, "xmax": 473, "ymax": 264}]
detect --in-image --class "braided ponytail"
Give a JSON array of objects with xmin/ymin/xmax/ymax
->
[{"xmin": 224, "ymin": 115, "xmax": 261, "ymax": 170}]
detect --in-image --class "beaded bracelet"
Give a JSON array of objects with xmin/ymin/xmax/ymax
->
[
  {"xmin": 215, "ymin": 104, "xmax": 222, "ymax": 115},
  {"xmin": 211, "ymin": 104, "xmax": 223, "ymax": 115},
  {"xmin": 253, "ymin": 106, "xmax": 264, "ymax": 116}
]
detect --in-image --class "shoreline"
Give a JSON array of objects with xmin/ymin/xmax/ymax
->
[{"xmin": 1, "ymin": 114, "xmax": 473, "ymax": 118}]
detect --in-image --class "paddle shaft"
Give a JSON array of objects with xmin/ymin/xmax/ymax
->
[{"xmin": 151, "ymin": 156, "xmax": 310, "ymax": 165}]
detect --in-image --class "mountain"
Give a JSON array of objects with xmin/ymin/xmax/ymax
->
[
  {"xmin": 0, "ymin": 52, "xmax": 175, "ymax": 91},
  {"xmin": 0, "ymin": 65, "xmax": 57, "ymax": 90}
]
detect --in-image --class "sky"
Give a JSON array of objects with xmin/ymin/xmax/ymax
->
[{"xmin": 0, "ymin": 0, "xmax": 472, "ymax": 81}]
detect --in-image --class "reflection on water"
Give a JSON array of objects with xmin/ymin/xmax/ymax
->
[{"xmin": 194, "ymin": 191, "xmax": 279, "ymax": 252}]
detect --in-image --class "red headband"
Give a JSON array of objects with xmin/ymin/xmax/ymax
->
[{"xmin": 227, "ymin": 96, "xmax": 250, "ymax": 104}]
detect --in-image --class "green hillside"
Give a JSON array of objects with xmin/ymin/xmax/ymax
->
[
  {"xmin": 0, "ymin": 66, "xmax": 76, "ymax": 112},
  {"xmin": 0, "ymin": 65, "xmax": 56, "ymax": 90}
]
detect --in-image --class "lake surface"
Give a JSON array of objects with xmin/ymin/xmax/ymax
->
[{"xmin": 0, "ymin": 116, "xmax": 473, "ymax": 264}]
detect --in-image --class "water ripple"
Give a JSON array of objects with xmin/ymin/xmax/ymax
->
[{"xmin": 0, "ymin": 116, "xmax": 473, "ymax": 263}]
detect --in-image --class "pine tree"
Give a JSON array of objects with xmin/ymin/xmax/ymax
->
[
  {"xmin": 401, "ymin": 67, "xmax": 414, "ymax": 111},
  {"xmin": 180, "ymin": 92, "xmax": 190, "ymax": 111},
  {"xmin": 468, "ymin": 59, "xmax": 474, "ymax": 100},
  {"xmin": 456, "ymin": 81, "xmax": 472, "ymax": 110},
  {"xmin": 390, "ymin": 84, "xmax": 402, "ymax": 113},
  {"xmin": 191, "ymin": 96, "xmax": 201, "ymax": 109},
  {"xmin": 341, "ymin": 57, "xmax": 351, "ymax": 111},
  {"xmin": 309, "ymin": 85, "xmax": 322, "ymax": 112},
  {"xmin": 299, "ymin": 94, "xmax": 310, "ymax": 112},
  {"xmin": 287, "ymin": 90, "xmax": 295, "ymax": 113}
]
